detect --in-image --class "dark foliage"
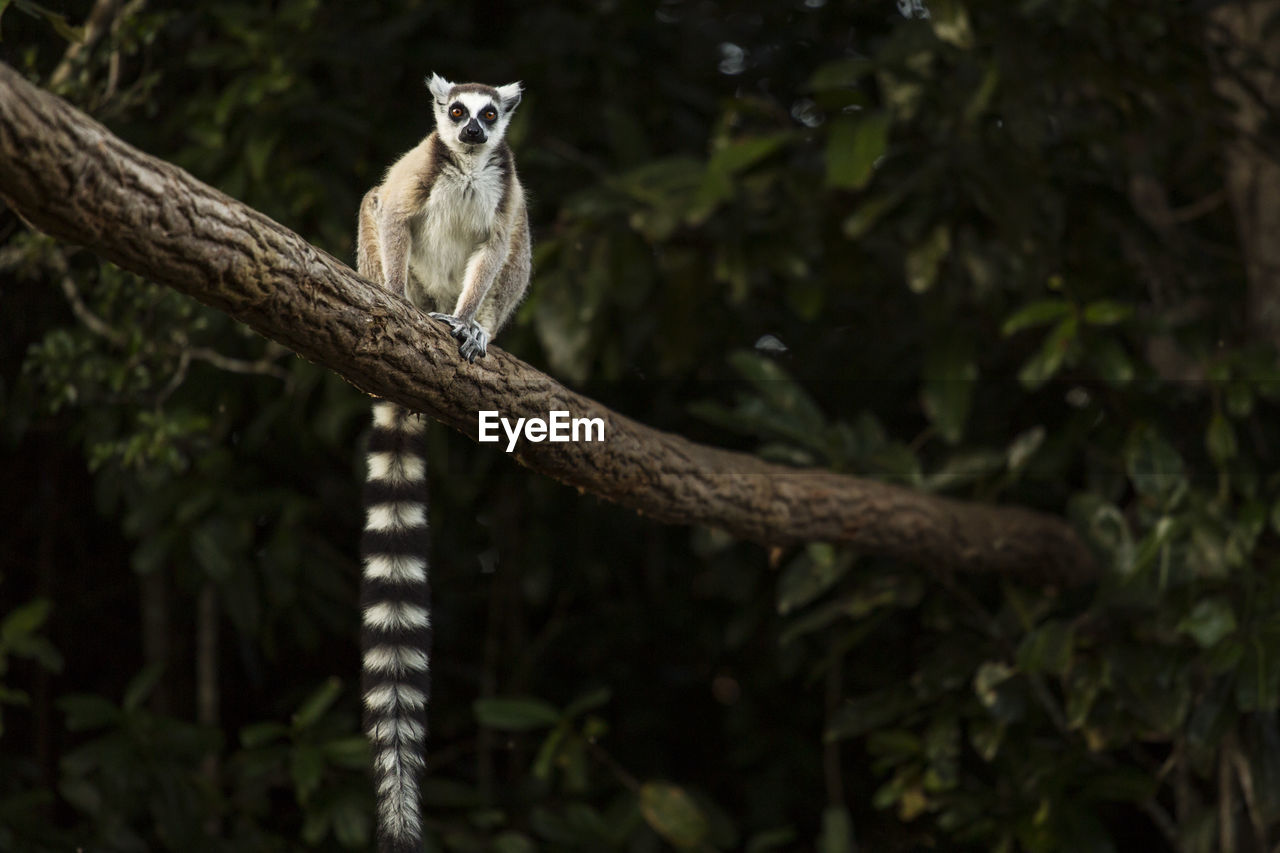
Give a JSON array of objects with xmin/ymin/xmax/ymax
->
[{"xmin": 2, "ymin": 1, "xmax": 1279, "ymax": 850}]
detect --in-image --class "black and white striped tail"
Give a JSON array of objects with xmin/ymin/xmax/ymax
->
[{"xmin": 361, "ymin": 401, "xmax": 432, "ymax": 853}]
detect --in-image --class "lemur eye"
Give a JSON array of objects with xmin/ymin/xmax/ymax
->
[
  {"xmin": 449, "ymin": 105, "xmax": 465, "ymax": 120},
  {"xmin": 482, "ymin": 108, "xmax": 497, "ymax": 122}
]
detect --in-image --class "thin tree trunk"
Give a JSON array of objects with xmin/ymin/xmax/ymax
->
[
  {"xmin": 197, "ymin": 583, "xmax": 221, "ymax": 836},
  {"xmin": 139, "ymin": 570, "xmax": 171, "ymax": 714},
  {"xmin": 1210, "ymin": 1, "xmax": 1280, "ymax": 347}
]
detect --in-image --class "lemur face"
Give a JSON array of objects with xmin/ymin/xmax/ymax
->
[
  {"xmin": 445, "ymin": 92, "xmax": 500, "ymax": 146},
  {"xmin": 427, "ymin": 74, "xmax": 522, "ymax": 152}
]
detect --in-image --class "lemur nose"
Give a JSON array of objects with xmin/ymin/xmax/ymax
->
[{"xmin": 461, "ymin": 121, "xmax": 485, "ymax": 143}]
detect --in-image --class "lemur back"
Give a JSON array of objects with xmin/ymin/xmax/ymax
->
[{"xmin": 356, "ymin": 73, "xmax": 530, "ymax": 853}]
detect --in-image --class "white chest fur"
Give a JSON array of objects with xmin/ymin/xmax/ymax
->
[{"xmin": 406, "ymin": 154, "xmax": 506, "ymax": 313}]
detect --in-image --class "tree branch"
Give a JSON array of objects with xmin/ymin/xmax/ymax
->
[{"xmin": 0, "ymin": 61, "xmax": 1098, "ymax": 585}]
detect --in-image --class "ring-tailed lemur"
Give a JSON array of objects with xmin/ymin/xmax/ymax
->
[{"xmin": 356, "ymin": 72, "xmax": 531, "ymax": 853}]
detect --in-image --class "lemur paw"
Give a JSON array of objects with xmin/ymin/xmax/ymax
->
[{"xmin": 428, "ymin": 313, "xmax": 490, "ymax": 362}]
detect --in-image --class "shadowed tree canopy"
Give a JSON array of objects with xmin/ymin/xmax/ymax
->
[{"xmin": 1, "ymin": 2, "xmax": 1279, "ymax": 852}]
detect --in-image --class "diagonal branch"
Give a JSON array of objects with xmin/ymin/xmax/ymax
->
[{"xmin": 0, "ymin": 61, "xmax": 1098, "ymax": 585}]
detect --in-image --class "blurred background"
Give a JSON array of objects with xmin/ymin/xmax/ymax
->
[{"xmin": 2, "ymin": 1, "xmax": 1280, "ymax": 850}]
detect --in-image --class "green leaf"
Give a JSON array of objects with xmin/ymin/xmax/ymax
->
[
  {"xmin": 13, "ymin": 633, "xmax": 62, "ymax": 672},
  {"xmin": 1065, "ymin": 658, "xmax": 1104, "ymax": 729},
  {"xmin": 419, "ymin": 778, "xmax": 481, "ymax": 808},
  {"xmin": 300, "ymin": 807, "xmax": 328, "ymax": 845},
  {"xmin": 692, "ymin": 351, "xmax": 831, "ymax": 454},
  {"xmin": 1017, "ymin": 620, "xmax": 1074, "ymax": 676},
  {"xmin": 810, "ymin": 57, "xmax": 875, "ymax": 90},
  {"xmin": 923, "ymin": 450, "xmax": 1005, "ymax": 492},
  {"xmin": 290, "ymin": 744, "xmax": 324, "ymax": 804},
  {"xmin": 708, "ymin": 131, "xmax": 791, "ymax": 175},
  {"xmin": 321, "ymin": 735, "xmax": 372, "ymax": 770},
  {"xmin": 905, "ymin": 224, "xmax": 951, "ymax": 294},
  {"xmin": 777, "ymin": 543, "xmax": 855, "ymax": 615},
  {"xmin": 819, "ymin": 806, "xmax": 855, "ymax": 853},
  {"xmin": 1017, "ymin": 316, "xmax": 1077, "ymax": 389},
  {"xmin": 854, "ymin": 575, "xmax": 922, "ymax": 622},
  {"xmin": 292, "ymin": 677, "xmax": 342, "ymax": 730},
  {"xmin": 785, "ymin": 274, "xmax": 825, "ymax": 321},
  {"xmin": 122, "ymin": 663, "xmax": 164, "ymax": 713},
  {"xmin": 532, "ymin": 722, "xmax": 569, "ymax": 781},
  {"xmin": 1082, "ymin": 301, "xmax": 1133, "ymax": 326},
  {"xmin": 922, "ymin": 717, "xmax": 960, "ymax": 791},
  {"xmin": 1206, "ymin": 411, "xmax": 1238, "ymax": 464},
  {"xmin": 842, "ymin": 191, "xmax": 904, "ymax": 239},
  {"xmin": 1187, "ymin": 677, "xmax": 1234, "ymax": 748},
  {"xmin": 1130, "ymin": 515, "xmax": 1179, "ymax": 577},
  {"xmin": 474, "ymin": 696, "xmax": 561, "ymax": 731},
  {"xmin": 1226, "ymin": 382, "xmax": 1254, "ymax": 418},
  {"xmin": 243, "ymin": 133, "xmax": 277, "ymax": 183},
  {"xmin": 920, "ymin": 334, "xmax": 975, "ymax": 443},
  {"xmin": 563, "ymin": 687, "xmax": 612, "ymax": 719},
  {"xmin": 59, "ymin": 694, "xmax": 121, "ymax": 731},
  {"xmin": 1086, "ymin": 767, "xmax": 1157, "ymax": 803},
  {"xmin": 929, "ymin": 0, "xmax": 974, "ymax": 48},
  {"xmin": 0, "ymin": 685, "xmax": 29, "ymax": 709},
  {"xmin": 1237, "ymin": 636, "xmax": 1280, "ymax": 712},
  {"xmin": 1187, "ymin": 522, "xmax": 1230, "ymax": 579},
  {"xmin": 493, "ymin": 831, "xmax": 538, "ymax": 853},
  {"xmin": 191, "ymin": 518, "xmax": 239, "ymax": 581},
  {"xmin": 826, "ymin": 113, "xmax": 890, "ymax": 190},
  {"xmin": 560, "ymin": 734, "xmax": 590, "ymax": 793},
  {"xmin": 240, "ymin": 721, "xmax": 289, "ymax": 748},
  {"xmin": 870, "ymin": 443, "xmax": 923, "ymax": 486},
  {"xmin": 529, "ymin": 807, "xmax": 576, "ymax": 844},
  {"xmin": 1178, "ymin": 599, "xmax": 1236, "ymax": 649},
  {"xmin": 1001, "ymin": 300, "xmax": 1071, "ymax": 336},
  {"xmin": 1125, "ymin": 426, "xmax": 1186, "ymax": 503},
  {"xmin": 130, "ymin": 529, "xmax": 175, "ymax": 576},
  {"xmin": 973, "ymin": 661, "xmax": 1025, "ymax": 723},
  {"xmin": 780, "ymin": 599, "xmax": 858, "ymax": 644},
  {"xmin": 1113, "ymin": 649, "xmax": 1191, "ymax": 734},
  {"xmin": 747, "ymin": 829, "xmax": 800, "ymax": 853},
  {"xmin": 1089, "ymin": 338, "xmax": 1134, "ymax": 384},
  {"xmin": 329, "ymin": 791, "xmax": 371, "ymax": 847},
  {"xmin": 17, "ymin": 0, "xmax": 83, "ymax": 43},
  {"xmin": 963, "ymin": 62, "xmax": 1000, "ymax": 122},
  {"xmin": 564, "ymin": 801, "xmax": 611, "ymax": 841},
  {"xmin": 827, "ymin": 687, "xmax": 919, "ymax": 741},
  {"xmin": 639, "ymin": 782, "xmax": 709, "ymax": 849},
  {"xmin": 969, "ymin": 718, "xmax": 1004, "ymax": 761},
  {"xmin": 57, "ymin": 777, "xmax": 102, "ymax": 818},
  {"xmin": 1006, "ymin": 426, "xmax": 1045, "ymax": 472},
  {"xmin": 1, "ymin": 598, "xmax": 51, "ymax": 644}
]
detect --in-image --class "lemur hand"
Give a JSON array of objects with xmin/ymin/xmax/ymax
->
[{"xmin": 429, "ymin": 313, "xmax": 490, "ymax": 362}]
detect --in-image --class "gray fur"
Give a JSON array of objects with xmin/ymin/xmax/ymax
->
[{"xmin": 358, "ymin": 74, "xmax": 530, "ymax": 358}]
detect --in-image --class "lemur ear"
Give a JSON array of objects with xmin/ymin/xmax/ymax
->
[
  {"xmin": 426, "ymin": 73, "xmax": 453, "ymax": 103},
  {"xmin": 496, "ymin": 82, "xmax": 522, "ymax": 112}
]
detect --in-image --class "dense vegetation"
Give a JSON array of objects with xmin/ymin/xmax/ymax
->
[{"xmin": 2, "ymin": 1, "xmax": 1279, "ymax": 850}]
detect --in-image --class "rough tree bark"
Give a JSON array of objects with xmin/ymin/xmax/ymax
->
[
  {"xmin": 0, "ymin": 61, "xmax": 1098, "ymax": 585},
  {"xmin": 1210, "ymin": 1, "xmax": 1280, "ymax": 349}
]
